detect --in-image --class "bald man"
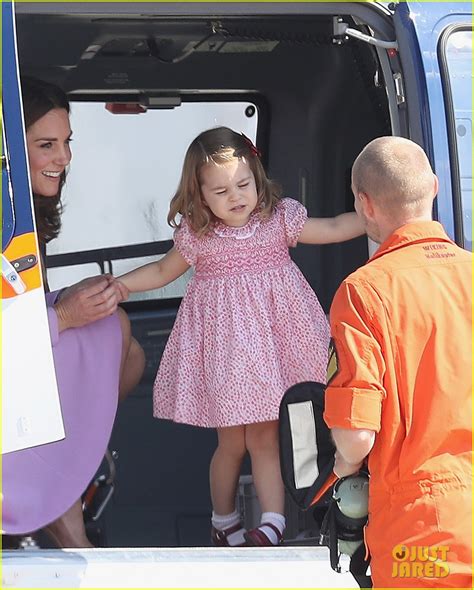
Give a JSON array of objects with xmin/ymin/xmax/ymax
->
[{"xmin": 323, "ymin": 137, "xmax": 472, "ymax": 588}]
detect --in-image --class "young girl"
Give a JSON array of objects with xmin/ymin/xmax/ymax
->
[{"xmin": 117, "ymin": 127, "xmax": 365, "ymax": 547}]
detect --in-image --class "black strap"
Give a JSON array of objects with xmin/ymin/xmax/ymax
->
[
  {"xmin": 319, "ymin": 500, "xmax": 341, "ymax": 573},
  {"xmin": 350, "ymin": 542, "xmax": 372, "ymax": 589}
]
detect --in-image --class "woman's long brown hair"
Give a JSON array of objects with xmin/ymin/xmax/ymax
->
[{"xmin": 21, "ymin": 76, "xmax": 70, "ymax": 244}]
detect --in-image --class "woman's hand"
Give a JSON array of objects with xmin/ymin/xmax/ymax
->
[
  {"xmin": 333, "ymin": 450, "xmax": 363, "ymax": 479},
  {"xmin": 54, "ymin": 275, "xmax": 122, "ymax": 331}
]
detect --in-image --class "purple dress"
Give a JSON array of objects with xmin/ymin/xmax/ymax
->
[
  {"xmin": 153, "ymin": 198, "xmax": 330, "ymax": 428},
  {"xmin": 2, "ymin": 291, "xmax": 121, "ymax": 535}
]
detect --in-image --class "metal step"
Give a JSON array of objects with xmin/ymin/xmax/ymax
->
[{"xmin": 2, "ymin": 547, "xmax": 358, "ymax": 588}]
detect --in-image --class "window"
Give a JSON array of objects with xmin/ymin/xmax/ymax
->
[
  {"xmin": 47, "ymin": 101, "xmax": 258, "ymax": 299},
  {"xmin": 441, "ymin": 28, "xmax": 472, "ymax": 250}
]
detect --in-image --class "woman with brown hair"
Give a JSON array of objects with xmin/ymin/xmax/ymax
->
[{"xmin": 2, "ymin": 77, "xmax": 145, "ymax": 547}]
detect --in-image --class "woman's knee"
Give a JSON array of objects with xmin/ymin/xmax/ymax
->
[
  {"xmin": 118, "ymin": 337, "xmax": 146, "ymax": 402},
  {"xmin": 116, "ymin": 307, "xmax": 131, "ymax": 351},
  {"xmin": 128, "ymin": 338, "xmax": 146, "ymax": 376}
]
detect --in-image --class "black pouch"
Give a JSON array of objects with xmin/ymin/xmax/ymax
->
[
  {"xmin": 279, "ymin": 381, "xmax": 337, "ymax": 509},
  {"xmin": 279, "ymin": 381, "xmax": 372, "ymax": 588}
]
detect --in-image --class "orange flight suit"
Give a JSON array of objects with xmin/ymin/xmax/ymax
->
[{"xmin": 324, "ymin": 222, "xmax": 472, "ymax": 588}]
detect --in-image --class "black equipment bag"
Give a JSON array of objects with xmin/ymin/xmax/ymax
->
[
  {"xmin": 279, "ymin": 381, "xmax": 372, "ymax": 588},
  {"xmin": 279, "ymin": 381, "xmax": 337, "ymax": 509}
]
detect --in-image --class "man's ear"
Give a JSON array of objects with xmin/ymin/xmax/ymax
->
[
  {"xmin": 358, "ymin": 191, "xmax": 376, "ymax": 220},
  {"xmin": 432, "ymin": 174, "xmax": 439, "ymax": 199}
]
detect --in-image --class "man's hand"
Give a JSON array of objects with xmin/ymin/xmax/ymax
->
[
  {"xmin": 333, "ymin": 450, "xmax": 363, "ymax": 479},
  {"xmin": 54, "ymin": 275, "xmax": 121, "ymax": 331},
  {"xmin": 331, "ymin": 427, "xmax": 375, "ymax": 466}
]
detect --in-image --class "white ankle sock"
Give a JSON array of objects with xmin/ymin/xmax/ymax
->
[
  {"xmin": 212, "ymin": 511, "xmax": 246, "ymax": 546},
  {"xmin": 259, "ymin": 512, "xmax": 286, "ymax": 545}
]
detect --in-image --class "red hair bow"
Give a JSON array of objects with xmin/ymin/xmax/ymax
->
[{"xmin": 241, "ymin": 133, "xmax": 261, "ymax": 158}]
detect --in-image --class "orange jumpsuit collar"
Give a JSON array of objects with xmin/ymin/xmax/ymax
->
[{"xmin": 369, "ymin": 221, "xmax": 455, "ymax": 264}]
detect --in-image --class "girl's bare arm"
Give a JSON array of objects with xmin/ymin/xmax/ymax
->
[
  {"xmin": 298, "ymin": 212, "xmax": 365, "ymax": 245},
  {"xmin": 118, "ymin": 247, "xmax": 190, "ymax": 294}
]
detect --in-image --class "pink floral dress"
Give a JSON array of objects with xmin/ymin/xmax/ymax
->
[{"xmin": 153, "ymin": 198, "xmax": 330, "ymax": 428}]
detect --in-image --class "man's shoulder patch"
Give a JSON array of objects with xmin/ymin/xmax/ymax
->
[{"xmin": 327, "ymin": 338, "xmax": 339, "ymax": 384}]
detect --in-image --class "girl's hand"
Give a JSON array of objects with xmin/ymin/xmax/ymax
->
[
  {"xmin": 298, "ymin": 212, "xmax": 366, "ymax": 245},
  {"xmin": 115, "ymin": 279, "xmax": 130, "ymax": 302},
  {"xmin": 54, "ymin": 274, "xmax": 120, "ymax": 331},
  {"xmin": 333, "ymin": 450, "xmax": 363, "ymax": 479}
]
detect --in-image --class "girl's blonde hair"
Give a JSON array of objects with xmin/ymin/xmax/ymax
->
[{"xmin": 168, "ymin": 126, "xmax": 281, "ymax": 234}]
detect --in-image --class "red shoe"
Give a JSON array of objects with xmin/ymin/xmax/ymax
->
[
  {"xmin": 211, "ymin": 523, "xmax": 247, "ymax": 547},
  {"xmin": 244, "ymin": 523, "xmax": 283, "ymax": 546}
]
